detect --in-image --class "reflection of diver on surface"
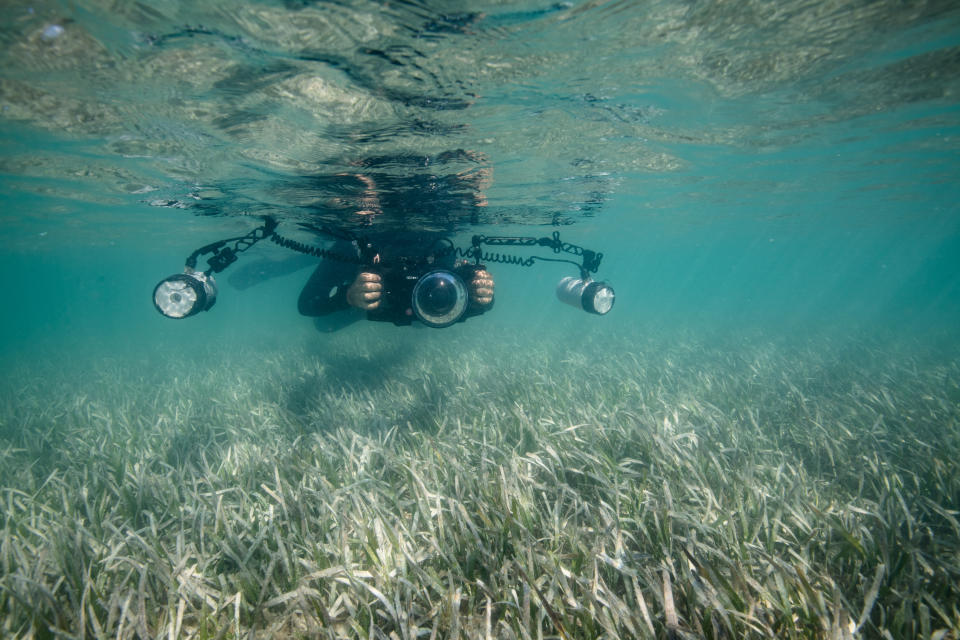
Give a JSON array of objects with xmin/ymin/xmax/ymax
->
[{"xmin": 282, "ymin": 151, "xmax": 492, "ymax": 230}]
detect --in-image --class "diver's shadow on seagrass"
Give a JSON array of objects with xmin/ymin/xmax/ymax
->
[{"xmin": 284, "ymin": 344, "xmax": 414, "ymax": 417}]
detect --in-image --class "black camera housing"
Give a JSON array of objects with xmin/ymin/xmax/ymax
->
[{"xmin": 367, "ymin": 261, "xmax": 489, "ymax": 327}]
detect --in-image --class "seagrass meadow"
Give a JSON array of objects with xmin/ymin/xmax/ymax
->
[{"xmin": 1, "ymin": 326, "xmax": 958, "ymax": 639}]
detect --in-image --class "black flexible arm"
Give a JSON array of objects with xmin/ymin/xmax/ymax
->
[
  {"xmin": 468, "ymin": 231, "xmax": 603, "ymax": 277},
  {"xmin": 188, "ymin": 219, "xmax": 605, "ymax": 279},
  {"xmin": 186, "ymin": 217, "xmax": 278, "ymax": 274}
]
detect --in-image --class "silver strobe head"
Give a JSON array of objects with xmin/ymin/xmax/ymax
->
[
  {"xmin": 153, "ymin": 269, "xmax": 218, "ymax": 319},
  {"xmin": 556, "ymin": 276, "xmax": 615, "ymax": 315}
]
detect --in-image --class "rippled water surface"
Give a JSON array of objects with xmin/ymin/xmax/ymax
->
[{"xmin": 2, "ymin": 0, "xmax": 957, "ymax": 235}]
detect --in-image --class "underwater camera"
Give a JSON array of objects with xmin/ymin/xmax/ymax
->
[
  {"xmin": 152, "ymin": 218, "xmax": 615, "ymax": 324},
  {"xmin": 367, "ymin": 262, "xmax": 484, "ymax": 328}
]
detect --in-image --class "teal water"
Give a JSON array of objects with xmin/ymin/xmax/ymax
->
[
  {"xmin": 1, "ymin": 0, "xmax": 958, "ymax": 350},
  {"xmin": 2, "ymin": 1, "xmax": 960, "ymax": 637}
]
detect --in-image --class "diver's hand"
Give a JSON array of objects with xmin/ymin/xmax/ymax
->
[
  {"xmin": 347, "ymin": 272, "xmax": 382, "ymax": 310},
  {"xmin": 470, "ymin": 268, "xmax": 494, "ymax": 308}
]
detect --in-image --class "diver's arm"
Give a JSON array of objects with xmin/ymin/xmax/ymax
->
[
  {"xmin": 297, "ymin": 244, "xmax": 361, "ymax": 316},
  {"xmin": 297, "ymin": 265, "xmax": 352, "ymax": 315}
]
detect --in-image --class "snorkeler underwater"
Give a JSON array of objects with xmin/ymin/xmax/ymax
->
[{"xmin": 3, "ymin": 0, "xmax": 960, "ymax": 639}]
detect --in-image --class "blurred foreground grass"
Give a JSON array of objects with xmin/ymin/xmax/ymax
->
[{"xmin": 1, "ymin": 327, "xmax": 958, "ymax": 639}]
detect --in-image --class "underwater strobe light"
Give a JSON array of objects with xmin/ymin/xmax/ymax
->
[
  {"xmin": 153, "ymin": 269, "xmax": 218, "ymax": 319},
  {"xmin": 152, "ymin": 218, "xmax": 277, "ymax": 319},
  {"xmin": 556, "ymin": 276, "xmax": 615, "ymax": 315}
]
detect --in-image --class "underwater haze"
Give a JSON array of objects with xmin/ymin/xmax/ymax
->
[{"xmin": 2, "ymin": 1, "xmax": 960, "ymax": 638}]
